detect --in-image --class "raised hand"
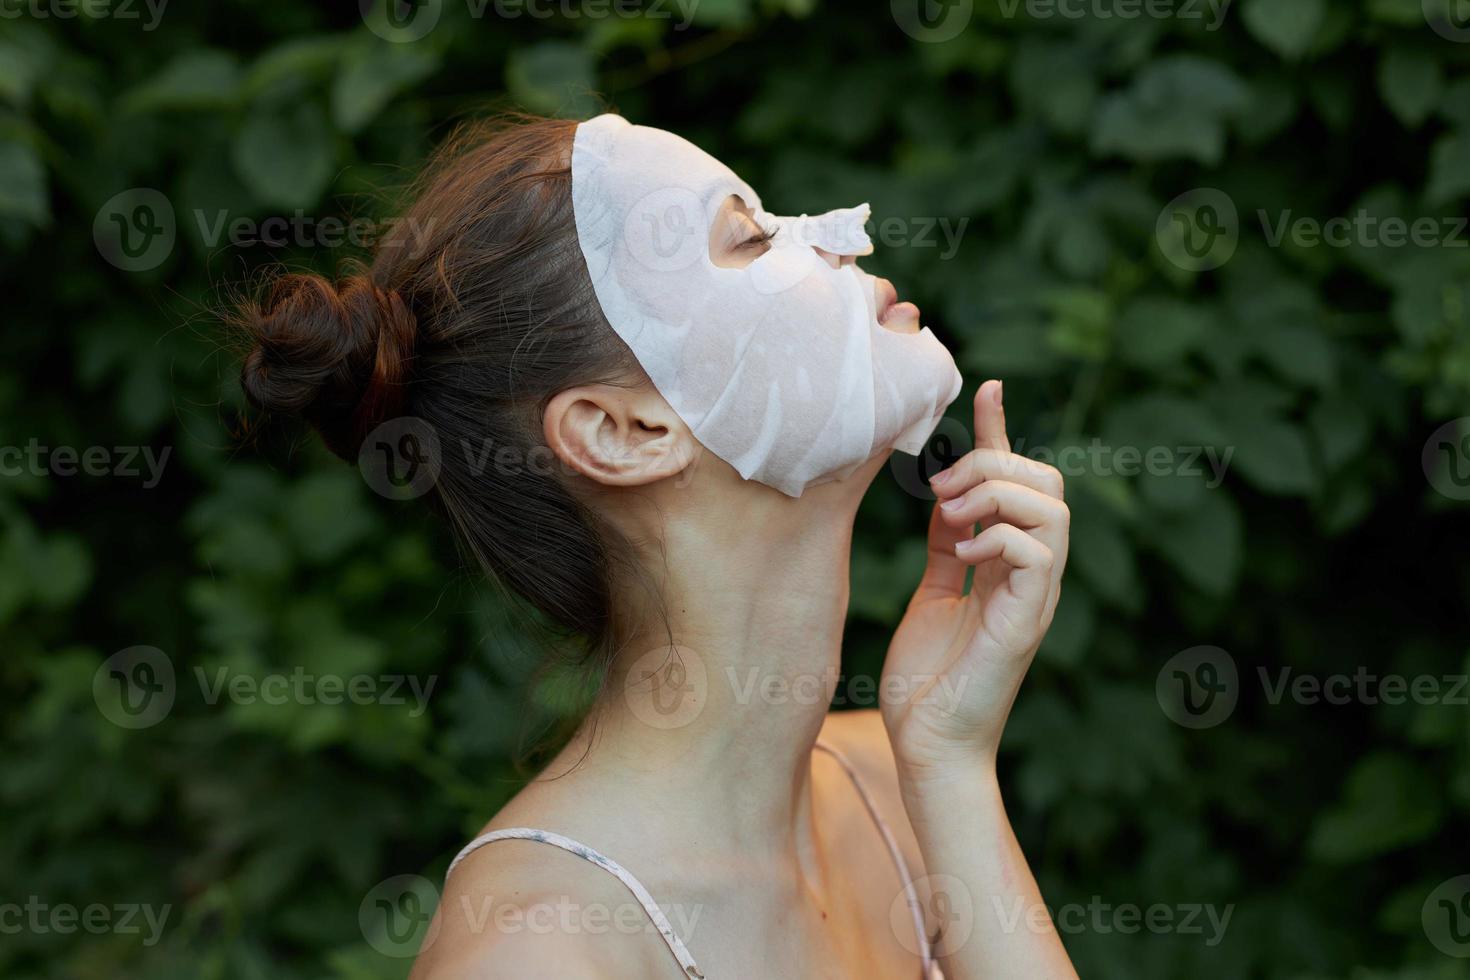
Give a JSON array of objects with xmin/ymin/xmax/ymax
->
[{"xmin": 881, "ymin": 379, "xmax": 1070, "ymax": 778}]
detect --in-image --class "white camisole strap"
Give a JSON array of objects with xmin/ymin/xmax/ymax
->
[
  {"xmin": 443, "ymin": 739, "xmax": 943, "ymax": 980},
  {"xmin": 446, "ymin": 826, "xmax": 705, "ymax": 977}
]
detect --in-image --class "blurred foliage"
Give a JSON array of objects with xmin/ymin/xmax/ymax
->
[{"xmin": 2, "ymin": 0, "xmax": 1469, "ymax": 978}]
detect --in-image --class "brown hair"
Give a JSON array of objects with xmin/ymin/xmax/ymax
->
[{"xmin": 236, "ymin": 114, "xmax": 641, "ymax": 668}]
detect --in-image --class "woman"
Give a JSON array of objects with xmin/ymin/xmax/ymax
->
[{"xmin": 239, "ymin": 112, "xmax": 1077, "ymax": 979}]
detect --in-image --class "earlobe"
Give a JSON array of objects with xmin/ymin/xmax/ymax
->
[{"xmin": 543, "ymin": 384, "xmax": 694, "ymax": 488}]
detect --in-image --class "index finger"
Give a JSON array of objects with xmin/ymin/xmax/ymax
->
[{"xmin": 975, "ymin": 379, "xmax": 1009, "ymax": 453}]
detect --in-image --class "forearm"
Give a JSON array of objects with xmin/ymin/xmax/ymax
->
[{"xmin": 899, "ymin": 765, "xmax": 1078, "ymax": 980}]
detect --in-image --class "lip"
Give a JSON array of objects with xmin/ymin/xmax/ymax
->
[{"xmin": 875, "ymin": 277, "xmax": 920, "ymax": 327}]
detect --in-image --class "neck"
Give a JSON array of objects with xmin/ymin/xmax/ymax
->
[{"xmin": 552, "ymin": 474, "xmax": 865, "ymax": 866}]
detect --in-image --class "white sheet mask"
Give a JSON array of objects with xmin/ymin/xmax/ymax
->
[{"xmin": 571, "ymin": 113, "xmax": 963, "ymax": 497}]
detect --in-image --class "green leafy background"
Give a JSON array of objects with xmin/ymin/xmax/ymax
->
[{"xmin": 2, "ymin": 0, "xmax": 1468, "ymax": 977}]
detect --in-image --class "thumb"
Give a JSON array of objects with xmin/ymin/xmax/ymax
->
[{"xmin": 975, "ymin": 379, "xmax": 1009, "ymax": 453}]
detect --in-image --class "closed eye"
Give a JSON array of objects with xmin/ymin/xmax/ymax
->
[{"xmin": 740, "ymin": 224, "xmax": 777, "ymax": 250}]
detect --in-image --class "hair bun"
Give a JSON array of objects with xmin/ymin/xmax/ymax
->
[{"xmin": 239, "ymin": 272, "xmax": 418, "ymax": 461}]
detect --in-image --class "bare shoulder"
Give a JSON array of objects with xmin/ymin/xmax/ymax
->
[
  {"xmin": 409, "ymin": 837, "xmax": 671, "ymax": 980},
  {"xmin": 816, "ymin": 709, "xmax": 926, "ymax": 876}
]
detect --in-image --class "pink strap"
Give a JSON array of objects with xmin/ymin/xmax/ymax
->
[
  {"xmin": 446, "ymin": 827, "xmax": 704, "ymax": 978},
  {"xmin": 813, "ymin": 740, "xmax": 940, "ymax": 976}
]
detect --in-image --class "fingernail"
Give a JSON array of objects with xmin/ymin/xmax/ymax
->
[
  {"xmin": 992, "ymin": 380, "xmax": 1003, "ymax": 406},
  {"xmin": 939, "ymin": 496, "xmax": 965, "ymax": 513},
  {"xmin": 931, "ymin": 468, "xmax": 952, "ymax": 488},
  {"xmin": 955, "ymin": 538, "xmax": 977, "ymax": 557}
]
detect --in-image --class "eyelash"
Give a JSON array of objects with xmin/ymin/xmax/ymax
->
[{"xmin": 741, "ymin": 224, "xmax": 777, "ymax": 249}]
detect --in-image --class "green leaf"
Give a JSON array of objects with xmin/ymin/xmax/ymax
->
[
  {"xmin": 962, "ymin": 322, "xmax": 1060, "ymax": 376},
  {"xmin": 1242, "ymin": 0, "xmax": 1327, "ymax": 61},
  {"xmin": 119, "ymin": 49, "xmax": 242, "ymax": 113},
  {"xmin": 331, "ymin": 40, "xmax": 440, "ymax": 134},
  {"xmin": 1308, "ymin": 753, "xmax": 1443, "ymax": 862},
  {"xmin": 1009, "ymin": 39, "xmax": 1097, "ymax": 136},
  {"xmin": 1425, "ymin": 130, "xmax": 1470, "ymax": 205},
  {"xmin": 1233, "ymin": 418, "xmax": 1317, "ymax": 495},
  {"xmin": 29, "ymin": 535, "xmax": 93, "ymax": 609},
  {"xmin": 1308, "ymin": 393, "xmax": 1371, "ymax": 470},
  {"xmin": 242, "ymin": 35, "xmax": 348, "ymax": 101},
  {"xmin": 284, "ymin": 471, "xmax": 376, "ymax": 564},
  {"xmin": 1068, "ymin": 497, "xmax": 1140, "ymax": 610},
  {"xmin": 1378, "ymin": 50, "xmax": 1443, "ymax": 128},
  {"xmin": 684, "ymin": 0, "xmax": 753, "ymax": 27},
  {"xmin": 0, "ymin": 22, "xmax": 56, "ymax": 107},
  {"xmin": 231, "ymin": 101, "xmax": 338, "ymax": 209},
  {"xmin": 1091, "ymin": 56, "xmax": 1249, "ymax": 165},
  {"xmin": 850, "ymin": 538, "xmax": 926, "ymax": 623},
  {"xmin": 1366, "ymin": 0, "xmax": 1428, "ymax": 24},
  {"xmin": 0, "ymin": 140, "xmax": 48, "ymax": 227},
  {"xmin": 1146, "ymin": 490, "xmax": 1243, "ymax": 596},
  {"xmin": 1255, "ymin": 324, "xmax": 1338, "ymax": 390},
  {"xmin": 1439, "ymin": 78, "xmax": 1470, "ymax": 128},
  {"xmin": 1115, "ymin": 297, "xmax": 1216, "ymax": 369},
  {"xmin": 1037, "ymin": 584, "xmax": 1094, "ymax": 667},
  {"xmin": 505, "ymin": 42, "xmax": 598, "ymax": 118}
]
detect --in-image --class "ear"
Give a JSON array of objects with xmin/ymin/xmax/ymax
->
[{"xmin": 543, "ymin": 382, "xmax": 696, "ymax": 488}]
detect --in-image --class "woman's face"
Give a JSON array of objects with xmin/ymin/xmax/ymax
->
[
  {"xmin": 569, "ymin": 114, "xmax": 960, "ymax": 495},
  {"xmin": 706, "ymin": 195, "xmax": 922, "ymax": 335}
]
